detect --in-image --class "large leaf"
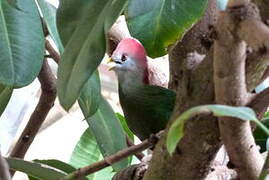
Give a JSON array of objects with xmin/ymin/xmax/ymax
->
[
  {"xmin": 70, "ymin": 128, "xmax": 114, "ymax": 180},
  {"xmin": 0, "ymin": 84, "xmax": 12, "ymax": 117},
  {"xmin": 6, "ymin": 157, "xmax": 67, "ymax": 179},
  {"xmin": 29, "ymin": 159, "xmax": 83, "ymax": 180},
  {"xmin": 34, "ymin": 159, "xmax": 76, "ymax": 174},
  {"xmin": 167, "ymin": 105, "xmax": 263, "ymax": 154},
  {"xmin": 0, "ymin": 0, "xmax": 44, "ymax": 87},
  {"xmin": 56, "ymin": 0, "xmax": 127, "ymax": 110},
  {"xmin": 126, "ymin": 0, "xmax": 208, "ymax": 57},
  {"xmin": 85, "ymin": 97, "xmax": 128, "ymax": 171},
  {"xmin": 36, "ymin": 0, "xmax": 64, "ymax": 53},
  {"xmin": 78, "ymin": 72, "xmax": 101, "ymax": 118}
]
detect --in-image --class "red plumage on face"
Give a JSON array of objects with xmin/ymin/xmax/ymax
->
[
  {"xmin": 114, "ymin": 38, "xmax": 147, "ymax": 67},
  {"xmin": 113, "ymin": 38, "xmax": 149, "ymax": 84}
]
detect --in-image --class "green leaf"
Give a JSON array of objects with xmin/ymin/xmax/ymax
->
[
  {"xmin": 36, "ymin": 0, "xmax": 64, "ymax": 54},
  {"xmin": 0, "ymin": 84, "xmax": 12, "ymax": 117},
  {"xmin": 167, "ymin": 105, "xmax": 258, "ymax": 154},
  {"xmin": 116, "ymin": 113, "xmax": 134, "ymax": 141},
  {"xmin": 34, "ymin": 159, "xmax": 76, "ymax": 174},
  {"xmin": 126, "ymin": 0, "xmax": 208, "ymax": 57},
  {"xmin": 85, "ymin": 97, "xmax": 128, "ymax": 171},
  {"xmin": 78, "ymin": 72, "xmax": 101, "ymax": 119},
  {"xmin": 29, "ymin": 159, "xmax": 86, "ymax": 180},
  {"xmin": 0, "ymin": 0, "xmax": 44, "ymax": 87},
  {"xmin": 70, "ymin": 128, "xmax": 114, "ymax": 180},
  {"xmin": 254, "ymin": 118, "xmax": 269, "ymax": 153},
  {"xmin": 6, "ymin": 157, "xmax": 67, "ymax": 179},
  {"xmin": 56, "ymin": 0, "xmax": 127, "ymax": 110}
]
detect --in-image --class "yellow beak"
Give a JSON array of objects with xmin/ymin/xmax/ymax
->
[
  {"xmin": 107, "ymin": 57, "xmax": 115, "ymax": 71},
  {"xmin": 107, "ymin": 57, "xmax": 114, "ymax": 63}
]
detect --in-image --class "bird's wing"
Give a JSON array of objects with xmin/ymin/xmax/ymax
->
[
  {"xmin": 125, "ymin": 85, "xmax": 176, "ymax": 126},
  {"xmin": 119, "ymin": 85, "xmax": 176, "ymax": 140},
  {"xmin": 136, "ymin": 85, "xmax": 176, "ymax": 114},
  {"xmin": 147, "ymin": 56, "xmax": 169, "ymax": 88}
]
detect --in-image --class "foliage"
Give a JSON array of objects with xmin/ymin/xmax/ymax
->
[
  {"xmin": 167, "ymin": 105, "xmax": 269, "ymax": 154},
  {"xmin": 56, "ymin": 0, "xmax": 128, "ymax": 110},
  {"xmin": 7, "ymin": 157, "xmax": 67, "ymax": 179},
  {"xmin": 0, "ymin": 0, "xmax": 44, "ymax": 87},
  {"xmin": 70, "ymin": 128, "xmax": 115, "ymax": 180},
  {"xmin": 1, "ymin": 0, "xmax": 258, "ymax": 179},
  {"xmin": 126, "ymin": 0, "xmax": 208, "ymax": 57},
  {"xmin": 83, "ymin": 97, "xmax": 129, "ymax": 171}
]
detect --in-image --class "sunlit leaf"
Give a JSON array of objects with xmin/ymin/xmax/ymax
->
[
  {"xmin": 70, "ymin": 128, "xmax": 114, "ymax": 180},
  {"xmin": 6, "ymin": 157, "xmax": 67, "ymax": 179},
  {"xmin": 126, "ymin": 0, "xmax": 208, "ymax": 57},
  {"xmin": 0, "ymin": 0, "xmax": 44, "ymax": 87},
  {"xmin": 167, "ymin": 105, "xmax": 258, "ymax": 154},
  {"xmin": 29, "ymin": 159, "xmax": 88, "ymax": 180}
]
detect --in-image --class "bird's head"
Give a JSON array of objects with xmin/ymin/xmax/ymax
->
[{"xmin": 109, "ymin": 38, "xmax": 149, "ymax": 84}]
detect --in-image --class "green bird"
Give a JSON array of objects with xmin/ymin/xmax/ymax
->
[{"xmin": 109, "ymin": 38, "xmax": 176, "ymax": 140}]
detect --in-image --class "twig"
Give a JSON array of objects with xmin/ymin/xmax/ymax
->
[
  {"xmin": 45, "ymin": 40, "xmax": 60, "ymax": 64},
  {"xmin": 126, "ymin": 137, "xmax": 145, "ymax": 161},
  {"xmin": 0, "ymin": 152, "xmax": 11, "ymax": 180},
  {"xmin": 62, "ymin": 133, "xmax": 162, "ymax": 180},
  {"xmin": 214, "ymin": 3, "xmax": 264, "ymax": 180},
  {"xmin": 9, "ymin": 59, "xmax": 57, "ymax": 172}
]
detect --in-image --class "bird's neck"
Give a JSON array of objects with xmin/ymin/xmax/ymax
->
[{"xmin": 118, "ymin": 68, "xmax": 149, "ymax": 95}]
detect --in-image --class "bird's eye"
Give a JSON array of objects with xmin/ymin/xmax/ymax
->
[{"xmin": 121, "ymin": 54, "xmax": 127, "ymax": 62}]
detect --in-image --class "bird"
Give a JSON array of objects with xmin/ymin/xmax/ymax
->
[{"xmin": 109, "ymin": 37, "xmax": 176, "ymax": 140}]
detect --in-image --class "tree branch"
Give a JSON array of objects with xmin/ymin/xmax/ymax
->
[
  {"xmin": 45, "ymin": 40, "xmax": 60, "ymax": 63},
  {"xmin": 9, "ymin": 59, "xmax": 56, "ymax": 160},
  {"xmin": 126, "ymin": 137, "xmax": 145, "ymax": 161},
  {"xmin": 144, "ymin": 1, "xmax": 222, "ymax": 180},
  {"xmin": 214, "ymin": 3, "xmax": 264, "ymax": 179},
  {"xmin": 62, "ymin": 133, "xmax": 161, "ymax": 180}
]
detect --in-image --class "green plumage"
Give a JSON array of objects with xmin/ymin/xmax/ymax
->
[{"xmin": 119, "ymin": 85, "xmax": 176, "ymax": 140}]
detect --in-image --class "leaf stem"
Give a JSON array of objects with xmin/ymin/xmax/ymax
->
[{"xmin": 254, "ymin": 119, "xmax": 269, "ymax": 137}]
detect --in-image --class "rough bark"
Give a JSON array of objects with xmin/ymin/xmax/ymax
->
[
  {"xmin": 144, "ymin": 0, "xmax": 269, "ymax": 180},
  {"xmin": 214, "ymin": 4, "xmax": 264, "ymax": 179},
  {"xmin": 143, "ymin": 1, "xmax": 221, "ymax": 179}
]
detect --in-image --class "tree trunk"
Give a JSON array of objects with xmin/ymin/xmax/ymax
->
[
  {"xmin": 144, "ymin": 0, "xmax": 269, "ymax": 179},
  {"xmin": 143, "ymin": 1, "xmax": 221, "ymax": 179}
]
